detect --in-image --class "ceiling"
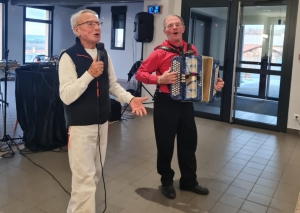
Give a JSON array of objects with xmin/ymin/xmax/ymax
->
[
  {"xmin": 11, "ymin": 0, "xmax": 144, "ymax": 9},
  {"xmin": 192, "ymin": 5, "xmax": 287, "ymax": 21}
]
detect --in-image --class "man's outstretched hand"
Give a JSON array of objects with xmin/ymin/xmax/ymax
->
[{"xmin": 129, "ymin": 97, "xmax": 148, "ymax": 116}]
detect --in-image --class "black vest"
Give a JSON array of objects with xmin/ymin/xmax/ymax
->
[{"xmin": 63, "ymin": 38, "xmax": 110, "ymax": 126}]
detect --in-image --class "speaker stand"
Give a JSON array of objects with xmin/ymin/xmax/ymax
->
[
  {"xmin": 121, "ymin": 42, "xmax": 153, "ymax": 117},
  {"xmin": 0, "ymin": 50, "xmax": 22, "ymax": 158}
]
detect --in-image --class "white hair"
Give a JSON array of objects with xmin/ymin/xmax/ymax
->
[
  {"xmin": 70, "ymin": 9, "xmax": 97, "ymax": 34},
  {"xmin": 163, "ymin": 15, "xmax": 185, "ymax": 29}
]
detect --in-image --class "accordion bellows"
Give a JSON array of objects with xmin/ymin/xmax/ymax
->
[{"xmin": 170, "ymin": 55, "xmax": 219, "ymax": 102}]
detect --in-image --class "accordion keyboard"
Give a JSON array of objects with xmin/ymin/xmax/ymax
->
[
  {"xmin": 213, "ymin": 66, "xmax": 219, "ymax": 96},
  {"xmin": 171, "ymin": 60, "xmax": 181, "ymax": 96},
  {"xmin": 185, "ymin": 57, "xmax": 197, "ymax": 99}
]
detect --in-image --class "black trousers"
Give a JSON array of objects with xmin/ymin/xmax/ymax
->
[{"xmin": 153, "ymin": 91, "xmax": 198, "ymax": 188}]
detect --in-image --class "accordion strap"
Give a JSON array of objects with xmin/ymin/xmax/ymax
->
[
  {"xmin": 155, "ymin": 43, "xmax": 195, "ymax": 56},
  {"xmin": 155, "ymin": 45, "xmax": 180, "ymax": 54}
]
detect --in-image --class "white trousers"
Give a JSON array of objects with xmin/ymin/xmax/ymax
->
[{"xmin": 67, "ymin": 122, "xmax": 108, "ymax": 213}]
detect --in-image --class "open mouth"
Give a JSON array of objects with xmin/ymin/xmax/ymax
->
[
  {"xmin": 173, "ymin": 32, "xmax": 178, "ymax": 35},
  {"xmin": 94, "ymin": 33, "xmax": 100, "ymax": 36}
]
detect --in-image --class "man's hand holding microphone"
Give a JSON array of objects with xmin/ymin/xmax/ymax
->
[
  {"xmin": 88, "ymin": 56, "xmax": 104, "ymax": 78},
  {"xmin": 89, "ymin": 42, "xmax": 148, "ymax": 116}
]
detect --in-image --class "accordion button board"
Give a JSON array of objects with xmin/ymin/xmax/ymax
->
[{"xmin": 170, "ymin": 55, "xmax": 219, "ymax": 103}]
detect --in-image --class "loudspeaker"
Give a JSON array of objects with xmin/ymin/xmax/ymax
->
[
  {"xmin": 110, "ymin": 99, "xmax": 121, "ymax": 122},
  {"xmin": 134, "ymin": 12, "xmax": 154, "ymax": 43}
]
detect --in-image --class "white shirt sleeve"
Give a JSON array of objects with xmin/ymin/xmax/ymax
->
[
  {"xmin": 58, "ymin": 51, "xmax": 134, "ymax": 105},
  {"xmin": 58, "ymin": 52, "xmax": 94, "ymax": 105},
  {"xmin": 107, "ymin": 54, "xmax": 134, "ymax": 103}
]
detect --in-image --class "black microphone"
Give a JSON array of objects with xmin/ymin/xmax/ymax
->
[
  {"xmin": 96, "ymin": 43, "xmax": 104, "ymax": 97},
  {"xmin": 96, "ymin": 42, "xmax": 105, "ymax": 62}
]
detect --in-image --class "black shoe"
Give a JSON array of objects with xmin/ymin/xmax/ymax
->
[
  {"xmin": 161, "ymin": 185, "xmax": 176, "ymax": 199},
  {"xmin": 180, "ymin": 184, "xmax": 209, "ymax": 195}
]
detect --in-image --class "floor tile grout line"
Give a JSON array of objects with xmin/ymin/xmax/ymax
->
[
  {"xmin": 226, "ymin": 132, "xmax": 268, "ymax": 213},
  {"xmin": 208, "ymin": 131, "xmax": 260, "ymax": 212},
  {"xmin": 235, "ymin": 132, "xmax": 297, "ymax": 212},
  {"xmin": 209, "ymin": 131, "xmax": 289, "ymax": 213}
]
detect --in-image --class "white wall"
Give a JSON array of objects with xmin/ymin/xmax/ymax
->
[
  {"xmin": 141, "ymin": 0, "xmax": 182, "ymax": 108},
  {"xmin": 7, "ymin": 3, "xmax": 23, "ymax": 63},
  {"xmin": 80, "ymin": 3, "xmax": 143, "ymax": 80},
  {"xmin": 52, "ymin": 6, "xmax": 77, "ymax": 56},
  {"xmin": 6, "ymin": 1, "xmax": 143, "ymax": 82},
  {"xmin": 287, "ymin": 3, "xmax": 300, "ymax": 131}
]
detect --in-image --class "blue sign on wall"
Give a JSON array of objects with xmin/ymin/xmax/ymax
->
[{"xmin": 148, "ymin": 5, "xmax": 162, "ymax": 14}]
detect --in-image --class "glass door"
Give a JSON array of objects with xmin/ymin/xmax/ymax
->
[
  {"xmin": 188, "ymin": 4, "xmax": 230, "ymax": 119},
  {"xmin": 232, "ymin": 2, "xmax": 287, "ymax": 129}
]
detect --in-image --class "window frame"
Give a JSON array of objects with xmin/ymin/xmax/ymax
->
[
  {"xmin": 0, "ymin": 0, "xmax": 8, "ymax": 59},
  {"xmin": 23, "ymin": 6, "xmax": 54, "ymax": 64},
  {"xmin": 111, "ymin": 6, "xmax": 127, "ymax": 50}
]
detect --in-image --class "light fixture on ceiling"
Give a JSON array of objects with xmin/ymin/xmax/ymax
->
[
  {"xmin": 278, "ymin": 7, "xmax": 282, "ymax": 25},
  {"xmin": 263, "ymin": 9, "xmax": 270, "ymax": 12}
]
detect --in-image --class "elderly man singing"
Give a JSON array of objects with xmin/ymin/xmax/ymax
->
[{"xmin": 58, "ymin": 9, "xmax": 148, "ymax": 213}]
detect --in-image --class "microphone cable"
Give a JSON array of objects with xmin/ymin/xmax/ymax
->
[{"xmin": 96, "ymin": 66, "xmax": 107, "ymax": 213}]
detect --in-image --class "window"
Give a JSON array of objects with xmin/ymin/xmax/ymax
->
[
  {"xmin": 241, "ymin": 25, "xmax": 264, "ymax": 63},
  {"xmin": 24, "ymin": 6, "xmax": 53, "ymax": 63},
  {"xmin": 270, "ymin": 25, "xmax": 285, "ymax": 64},
  {"xmin": 86, "ymin": 7, "xmax": 101, "ymax": 19},
  {"xmin": 111, "ymin": 6, "xmax": 127, "ymax": 50},
  {"xmin": 0, "ymin": 3, "xmax": 3, "ymax": 59}
]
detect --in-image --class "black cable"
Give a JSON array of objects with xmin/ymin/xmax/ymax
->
[
  {"xmin": 0, "ymin": 58, "xmax": 70, "ymax": 196},
  {"xmin": 42, "ymin": 67, "xmax": 57, "ymax": 95},
  {"xmin": 0, "ymin": 137, "xmax": 24, "ymax": 152},
  {"xmin": 97, "ymin": 73, "xmax": 106, "ymax": 212},
  {"xmin": 0, "ymin": 62, "xmax": 68, "ymax": 201},
  {"xmin": 2, "ymin": 59, "xmax": 74, "ymax": 156},
  {"xmin": 15, "ymin": 144, "xmax": 71, "ymax": 196},
  {"xmin": 121, "ymin": 106, "xmax": 135, "ymax": 120},
  {"xmin": 97, "ymin": 123, "xmax": 107, "ymax": 213},
  {"xmin": 132, "ymin": 36, "xmax": 135, "ymax": 65},
  {"xmin": 18, "ymin": 146, "xmax": 67, "ymax": 155},
  {"xmin": 0, "ymin": 135, "xmax": 70, "ymax": 196},
  {"xmin": 0, "ymin": 137, "xmax": 70, "ymax": 195},
  {"xmin": 16, "ymin": 62, "xmax": 65, "ymax": 151}
]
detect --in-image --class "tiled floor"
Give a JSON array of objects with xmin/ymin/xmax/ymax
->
[
  {"xmin": 194, "ymin": 99, "xmax": 277, "ymax": 125},
  {"xmin": 0, "ymin": 81, "xmax": 300, "ymax": 213},
  {"xmin": 234, "ymin": 110, "xmax": 277, "ymax": 125}
]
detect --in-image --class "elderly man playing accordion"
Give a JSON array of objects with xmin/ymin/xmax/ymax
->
[{"xmin": 135, "ymin": 14, "xmax": 224, "ymax": 199}]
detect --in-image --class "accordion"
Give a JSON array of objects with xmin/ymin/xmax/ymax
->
[{"xmin": 169, "ymin": 55, "xmax": 219, "ymax": 102}]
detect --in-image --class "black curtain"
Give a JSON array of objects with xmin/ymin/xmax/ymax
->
[{"xmin": 15, "ymin": 63, "xmax": 67, "ymax": 152}]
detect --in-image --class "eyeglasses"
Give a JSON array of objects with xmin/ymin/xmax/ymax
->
[
  {"xmin": 77, "ymin": 21, "xmax": 103, "ymax": 28},
  {"xmin": 165, "ymin": 22, "xmax": 182, "ymax": 29}
]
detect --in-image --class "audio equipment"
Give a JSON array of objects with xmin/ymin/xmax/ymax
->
[
  {"xmin": 134, "ymin": 12, "xmax": 154, "ymax": 43},
  {"xmin": 96, "ymin": 42, "xmax": 105, "ymax": 62}
]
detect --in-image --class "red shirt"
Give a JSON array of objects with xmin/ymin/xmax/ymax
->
[{"xmin": 135, "ymin": 40, "xmax": 198, "ymax": 94}]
